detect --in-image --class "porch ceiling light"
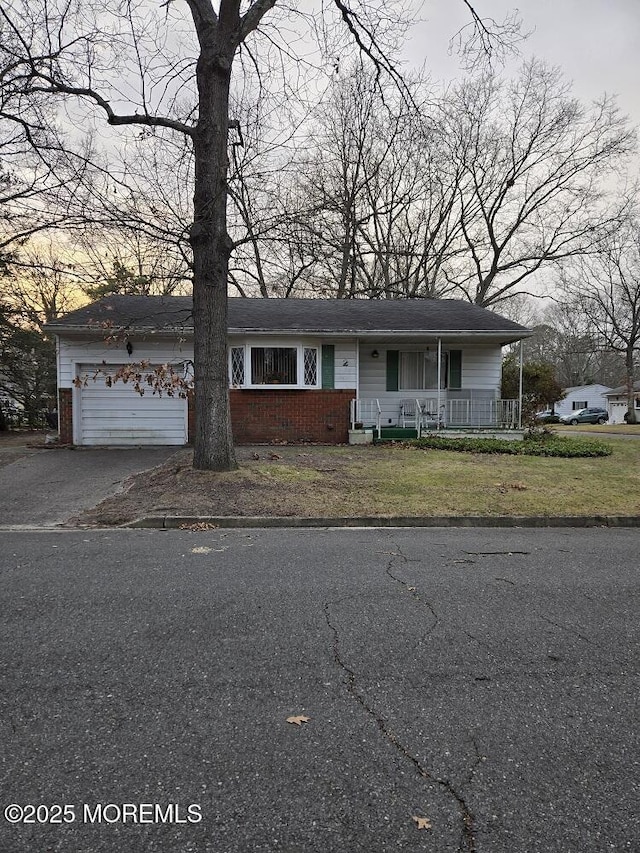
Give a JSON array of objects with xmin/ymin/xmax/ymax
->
[{"xmin": 371, "ymin": 349, "xmax": 380, "ymax": 358}]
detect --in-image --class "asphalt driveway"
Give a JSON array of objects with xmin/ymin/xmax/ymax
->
[{"xmin": 0, "ymin": 446, "xmax": 179, "ymax": 527}]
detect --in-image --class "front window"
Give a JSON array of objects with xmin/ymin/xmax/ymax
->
[
  {"xmin": 229, "ymin": 345, "xmax": 319, "ymax": 388},
  {"xmin": 303, "ymin": 347, "xmax": 318, "ymax": 386},
  {"xmin": 251, "ymin": 347, "xmax": 297, "ymax": 385},
  {"xmin": 399, "ymin": 351, "xmax": 446, "ymax": 390},
  {"xmin": 230, "ymin": 347, "xmax": 245, "ymax": 386}
]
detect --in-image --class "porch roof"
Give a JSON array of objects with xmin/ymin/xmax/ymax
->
[{"xmin": 47, "ymin": 295, "xmax": 531, "ymax": 343}]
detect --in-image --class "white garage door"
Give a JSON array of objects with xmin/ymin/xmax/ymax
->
[{"xmin": 78, "ymin": 365, "xmax": 188, "ymax": 446}]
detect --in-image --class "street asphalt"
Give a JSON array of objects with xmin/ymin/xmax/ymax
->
[
  {"xmin": 1, "ymin": 526, "xmax": 638, "ymax": 852},
  {"xmin": 0, "ymin": 447, "xmax": 178, "ymax": 527}
]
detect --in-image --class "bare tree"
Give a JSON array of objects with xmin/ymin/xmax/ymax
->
[
  {"xmin": 0, "ymin": 0, "xmax": 522, "ymax": 469},
  {"xmin": 283, "ymin": 63, "xmax": 464, "ymax": 300},
  {"xmin": 561, "ymin": 221, "xmax": 640, "ymax": 423},
  {"xmin": 76, "ymin": 232, "xmax": 192, "ymax": 299},
  {"xmin": 440, "ymin": 60, "xmax": 635, "ymax": 307}
]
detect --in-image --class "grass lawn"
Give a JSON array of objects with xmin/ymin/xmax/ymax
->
[
  {"xmin": 553, "ymin": 423, "xmax": 640, "ymax": 435},
  {"xmin": 73, "ymin": 434, "xmax": 640, "ymax": 525},
  {"xmin": 361, "ymin": 441, "xmax": 638, "ymax": 516}
]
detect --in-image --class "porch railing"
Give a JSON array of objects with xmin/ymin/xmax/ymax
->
[
  {"xmin": 350, "ymin": 398, "xmax": 382, "ymax": 433},
  {"xmin": 430, "ymin": 398, "xmax": 520, "ymax": 429},
  {"xmin": 352, "ymin": 397, "xmax": 520, "ymax": 433}
]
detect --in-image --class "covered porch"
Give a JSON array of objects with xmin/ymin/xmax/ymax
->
[{"xmin": 351, "ymin": 332, "xmax": 525, "ymax": 440}]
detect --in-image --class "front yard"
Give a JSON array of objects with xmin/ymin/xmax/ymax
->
[{"xmin": 68, "ymin": 435, "xmax": 640, "ymax": 525}]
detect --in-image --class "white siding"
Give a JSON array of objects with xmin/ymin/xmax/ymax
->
[
  {"xmin": 461, "ymin": 346, "xmax": 503, "ymax": 390},
  {"xmin": 57, "ymin": 336, "xmax": 193, "ymax": 388},
  {"xmin": 332, "ymin": 340, "xmax": 358, "ymax": 389},
  {"xmin": 76, "ymin": 364, "xmax": 187, "ymax": 446},
  {"xmin": 556, "ymin": 384, "xmax": 612, "ymax": 416}
]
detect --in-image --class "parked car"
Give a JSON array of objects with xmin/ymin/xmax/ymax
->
[
  {"xmin": 559, "ymin": 407, "xmax": 609, "ymax": 425},
  {"xmin": 534, "ymin": 410, "xmax": 561, "ymax": 423}
]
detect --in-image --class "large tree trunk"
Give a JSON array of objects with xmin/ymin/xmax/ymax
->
[{"xmin": 189, "ymin": 33, "xmax": 238, "ymax": 471}]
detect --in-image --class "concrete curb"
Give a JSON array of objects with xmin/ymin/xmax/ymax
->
[{"xmin": 126, "ymin": 514, "xmax": 640, "ymax": 530}]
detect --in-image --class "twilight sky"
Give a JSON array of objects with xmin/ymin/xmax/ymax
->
[{"xmin": 403, "ymin": 0, "xmax": 640, "ymax": 127}]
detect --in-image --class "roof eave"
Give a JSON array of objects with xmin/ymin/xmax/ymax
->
[{"xmin": 228, "ymin": 327, "xmax": 531, "ymax": 338}]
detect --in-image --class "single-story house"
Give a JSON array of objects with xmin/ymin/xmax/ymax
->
[
  {"xmin": 555, "ymin": 383, "xmax": 612, "ymax": 417},
  {"xmin": 604, "ymin": 381, "xmax": 640, "ymax": 424},
  {"xmin": 46, "ymin": 296, "xmax": 531, "ymax": 446}
]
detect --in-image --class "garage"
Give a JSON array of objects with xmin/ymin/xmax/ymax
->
[{"xmin": 76, "ymin": 365, "xmax": 188, "ymax": 446}]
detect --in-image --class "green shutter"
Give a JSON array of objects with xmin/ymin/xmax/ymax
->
[
  {"xmin": 386, "ymin": 350, "xmax": 399, "ymax": 391},
  {"xmin": 321, "ymin": 345, "xmax": 335, "ymax": 389},
  {"xmin": 449, "ymin": 349, "xmax": 462, "ymax": 389}
]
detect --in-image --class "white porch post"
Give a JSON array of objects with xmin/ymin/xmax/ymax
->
[
  {"xmin": 437, "ymin": 337, "xmax": 442, "ymax": 430},
  {"xmin": 518, "ymin": 339, "xmax": 524, "ymax": 429}
]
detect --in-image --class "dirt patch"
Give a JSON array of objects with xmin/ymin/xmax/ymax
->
[
  {"xmin": 70, "ymin": 445, "xmax": 376, "ymax": 527},
  {"xmin": 0, "ymin": 429, "xmax": 50, "ymax": 469},
  {"xmin": 0, "ymin": 429, "xmax": 49, "ymax": 448}
]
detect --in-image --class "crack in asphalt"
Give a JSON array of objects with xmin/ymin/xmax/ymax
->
[
  {"xmin": 466, "ymin": 737, "xmax": 486, "ymax": 787},
  {"xmin": 384, "ymin": 551, "xmax": 439, "ymax": 642},
  {"xmin": 463, "ymin": 550, "xmax": 530, "ymax": 556},
  {"xmin": 534, "ymin": 611, "xmax": 601, "ymax": 649},
  {"xmin": 324, "ymin": 544, "xmax": 478, "ymax": 853},
  {"xmin": 484, "ymin": 567, "xmax": 625, "ymax": 665}
]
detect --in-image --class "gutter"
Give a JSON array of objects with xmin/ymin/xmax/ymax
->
[{"xmin": 48, "ymin": 325, "xmax": 531, "ymax": 339}]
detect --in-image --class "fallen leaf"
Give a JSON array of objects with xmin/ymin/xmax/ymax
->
[
  {"xmin": 407, "ymin": 586, "xmax": 417, "ymax": 591},
  {"xmin": 412, "ymin": 816, "xmax": 432, "ymax": 831},
  {"xmin": 286, "ymin": 715, "xmax": 310, "ymax": 726},
  {"xmin": 191, "ymin": 546, "xmax": 212, "ymax": 554},
  {"xmin": 268, "ymin": 452, "xmax": 282, "ymax": 460}
]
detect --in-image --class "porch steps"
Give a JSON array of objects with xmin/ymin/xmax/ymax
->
[{"xmin": 376, "ymin": 427, "xmax": 419, "ymax": 440}]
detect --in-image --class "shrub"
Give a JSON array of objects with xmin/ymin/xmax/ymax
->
[{"xmin": 409, "ymin": 435, "xmax": 612, "ymax": 458}]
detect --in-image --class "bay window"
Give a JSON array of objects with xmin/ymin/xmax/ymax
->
[{"xmin": 229, "ymin": 345, "xmax": 319, "ymax": 388}]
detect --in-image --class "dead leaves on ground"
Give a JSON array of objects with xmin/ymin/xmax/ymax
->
[
  {"xmin": 285, "ymin": 713, "xmax": 435, "ymax": 833},
  {"xmin": 179, "ymin": 521, "xmax": 218, "ymax": 531},
  {"xmin": 495, "ymin": 481, "xmax": 528, "ymax": 494},
  {"xmin": 286, "ymin": 714, "xmax": 310, "ymax": 726}
]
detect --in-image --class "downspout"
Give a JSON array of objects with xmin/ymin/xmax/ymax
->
[
  {"xmin": 518, "ymin": 339, "xmax": 524, "ymax": 429},
  {"xmin": 437, "ymin": 337, "xmax": 442, "ymax": 430}
]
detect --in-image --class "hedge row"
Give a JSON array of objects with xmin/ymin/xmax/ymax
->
[{"xmin": 409, "ymin": 435, "xmax": 612, "ymax": 458}]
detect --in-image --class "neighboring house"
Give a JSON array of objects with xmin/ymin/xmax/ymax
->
[
  {"xmin": 604, "ymin": 381, "xmax": 640, "ymax": 424},
  {"xmin": 46, "ymin": 296, "xmax": 531, "ymax": 446},
  {"xmin": 555, "ymin": 384, "xmax": 612, "ymax": 417}
]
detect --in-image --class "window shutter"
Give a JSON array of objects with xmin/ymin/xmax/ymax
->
[
  {"xmin": 449, "ymin": 350, "xmax": 462, "ymax": 389},
  {"xmin": 386, "ymin": 350, "xmax": 399, "ymax": 391},
  {"xmin": 321, "ymin": 345, "xmax": 335, "ymax": 389}
]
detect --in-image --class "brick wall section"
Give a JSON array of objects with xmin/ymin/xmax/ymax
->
[
  {"xmin": 68, "ymin": 386, "xmax": 353, "ymax": 446},
  {"xmin": 230, "ymin": 389, "xmax": 354, "ymax": 444},
  {"xmin": 58, "ymin": 388, "xmax": 73, "ymax": 444}
]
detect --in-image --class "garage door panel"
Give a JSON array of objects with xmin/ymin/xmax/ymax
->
[{"xmin": 78, "ymin": 365, "xmax": 188, "ymax": 446}]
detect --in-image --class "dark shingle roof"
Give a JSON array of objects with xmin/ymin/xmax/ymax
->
[
  {"xmin": 47, "ymin": 295, "xmax": 530, "ymax": 338},
  {"xmin": 604, "ymin": 381, "xmax": 640, "ymax": 396}
]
